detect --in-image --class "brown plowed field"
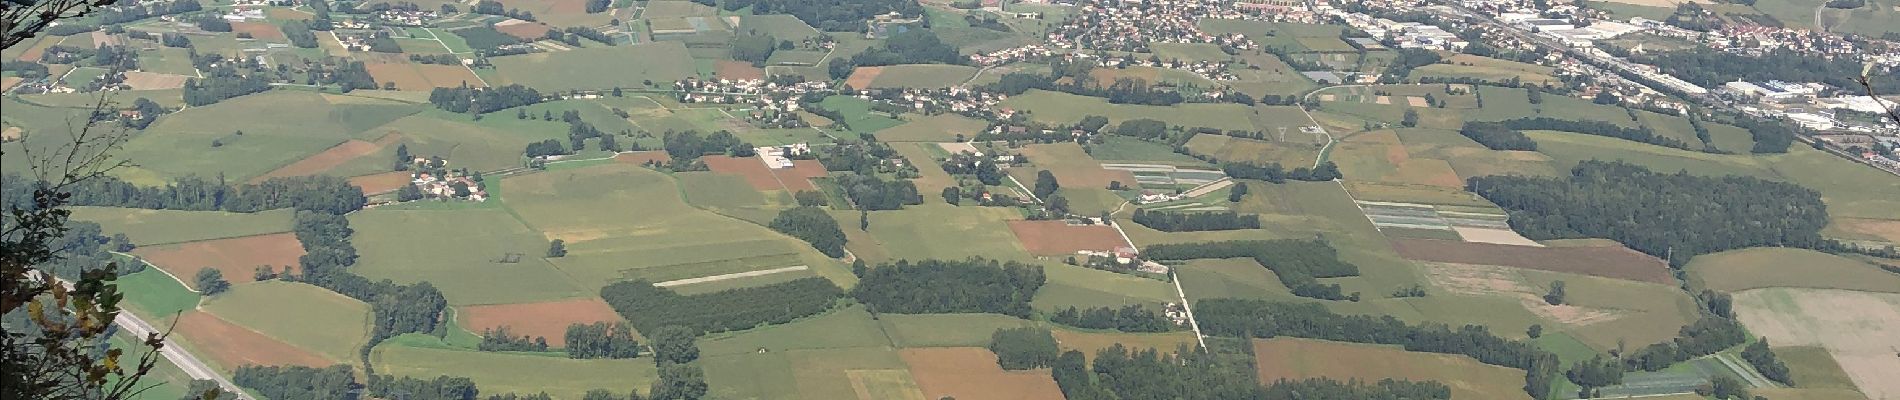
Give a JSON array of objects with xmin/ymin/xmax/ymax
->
[
  {"xmin": 769, "ymin": 159, "xmax": 827, "ymax": 192},
  {"xmin": 1390, "ymin": 238, "xmax": 1673, "ymax": 284},
  {"xmin": 133, "ymin": 233, "xmax": 306, "ymax": 290},
  {"xmin": 233, "ymin": 22, "xmax": 285, "ymax": 41},
  {"xmin": 614, "ymin": 150, "xmax": 671, "ymax": 166},
  {"xmin": 715, "ymin": 60, "xmax": 765, "ymax": 80},
  {"xmin": 1007, "ymin": 220, "xmax": 1129, "ymax": 256},
  {"xmin": 175, "ymin": 311, "xmax": 331, "ymax": 371},
  {"xmin": 349, "ymin": 171, "xmax": 413, "ymax": 194},
  {"xmin": 458, "ymin": 297, "xmax": 625, "ymax": 347},
  {"xmin": 844, "ymin": 67, "xmax": 883, "ymax": 90},
  {"xmin": 495, "ymin": 20, "xmax": 555, "ymax": 40},
  {"xmin": 366, "ymin": 63, "xmax": 484, "ymax": 90},
  {"xmin": 253, "ymin": 133, "xmax": 403, "ymax": 182},
  {"xmin": 703, "ymin": 155, "xmax": 780, "ymax": 191},
  {"xmin": 898, "ymin": 348, "xmax": 1065, "ymax": 400}
]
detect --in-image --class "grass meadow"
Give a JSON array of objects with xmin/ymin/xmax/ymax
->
[
  {"xmin": 1686, "ymin": 248, "xmax": 1900, "ymax": 294},
  {"xmin": 71, "ymin": 207, "xmax": 296, "ymax": 246},
  {"xmin": 373, "ymin": 338, "xmax": 657, "ymax": 400},
  {"xmin": 1527, "ymin": 131, "xmax": 1900, "ymax": 220},
  {"xmin": 488, "ymin": 42, "xmax": 695, "ymax": 91},
  {"xmin": 861, "ymin": 204, "xmax": 1033, "ymax": 262},
  {"xmin": 200, "ymin": 281, "xmax": 372, "ymax": 364},
  {"xmin": 350, "ymin": 207, "xmax": 591, "ymax": 305}
]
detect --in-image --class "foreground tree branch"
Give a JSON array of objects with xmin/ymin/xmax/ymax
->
[{"xmin": 2, "ymin": 0, "xmax": 120, "ymax": 50}]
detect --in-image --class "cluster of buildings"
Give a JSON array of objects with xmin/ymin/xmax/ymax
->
[
  {"xmin": 1042, "ymin": 0, "xmax": 1256, "ymax": 52},
  {"xmin": 969, "ymin": 44, "xmax": 1055, "ymax": 66},
  {"xmin": 860, "ymin": 86, "xmax": 1013, "ymax": 121},
  {"xmin": 1346, "ymin": 15, "xmax": 1467, "ymax": 51},
  {"xmin": 407, "ymin": 161, "xmax": 488, "ymax": 202},
  {"xmin": 372, "ymin": 9, "xmax": 440, "ymax": 26},
  {"xmin": 672, "ymin": 78, "xmax": 833, "ymax": 128},
  {"xmin": 754, "ymin": 143, "xmax": 811, "ymax": 169}
]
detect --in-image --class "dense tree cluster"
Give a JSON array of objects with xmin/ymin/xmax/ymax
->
[
  {"xmin": 1145, "ymin": 240, "xmax": 1358, "ymax": 301},
  {"xmin": 1195, "ymin": 299, "xmax": 1560, "ymax": 399},
  {"xmin": 938, "ymin": 151, "xmax": 1007, "ymax": 185},
  {"xmin": 1468, "ymin": 161, "xmax": 1828, "ymax": 265},
  {"xmin": 662, "ymin": 130, "xmax": 751, "ymax": 163},
  {"xmin": 1622, "ymin": 316, "xmax": 1749, "ymax": 371},
  {"xmin": 984, "ymin": 73, "xmax": 1187, "ymax": 106},
  {"xmin": 1632, "ymin": 49, "xmax": 1898, "ymax": 94},
  {"xmin": 565, "ymin": 322, "xmax": 644, "ymax": 359},
  {"xmin": 769, "ymin": 206, "xmax": 847, "ymax": 258},
  {"xmin": 1053, "ymin": 340, "xmax": 1453, "ymax": 400},
  {"xmin": 523, "ymin": 139, "xmax": 570, "ymax": 158},
  {"xmin": 182, "ymin": 67, "xmax": 272, "ymax": 106},
  {"xmin": 1130, "ymin": 209, "xmax": 1261, "ymax": 232},
  {"xmin": 478, "ymin": 326, "xmax": 549, "ymax": 352},
  {"xmin": 1565, "ymin": 356, "xmax": 1624, "ymax": 396},
  {"xmin": 1740, "ymin": 339, "xmax": 1792, "ymax": 386},
  {"xmin": 1459, "ymin": 122, "xmax": 1538, "ymax": 151},
  {"xmin": 429, "ymin": 84, "xmax": 544, "ymax": 114},
  {"xmin": 730, "ymin": 34, "xmax": 777, "ymax": 67},
  {"xmin": 989, "ymin": 327, "xmax": 1060, "ymax": 370},
  {"xmin": 1220, "ymin": 161, "xmax": 1343, "ymax": 183},
  {"xmin": 817, "ymin": 140, "xmax": 898, "ymax": 174},
  {"xmin": 1729, "ymin": 116, "xmax": 1797, "ymax": 153},
  {"xmin": 233, "ymin": 365, "xmax": 359, "ymax": 400},
  {"xmin": 850, "ymin": 258, "xmax": 1045, "ymax": 318},
  {"xmin": 1050, "ymin": 305, "xmax": 1172, "ymax": 332},
  {"xmin": 749, "ymin": 0, "xmax": 923, "ymax": 32},
  {"xmin": 288, "ymin": 211, "xmax": 448, "ymax": 373},
  {"xmin": 37, "ymin": 174, "xmax": 366, "ymax": 215},
  {"xmin": 830, "ymin": 29, "xmax": 961, "ymax": 78},
  {"xmin": 194, "ymin": 268, "xmax": 230, "ymax": 296},
  {"xmin": 833, "ymin": 173, "xmax": 921, "ymax": 210},
  {"xmin": 366, "ymin": 375, "xmax": 483, "ymax": 400},
  {"xmin": 599, "ymin": 278, "xmax": 842, "ymax": 335},
  {"xmin": 1492, "ymin": 117, "xmax": 1694, "ymax": 151}
]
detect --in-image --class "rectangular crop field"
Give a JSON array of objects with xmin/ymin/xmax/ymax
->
[
  {"xmin": 131, "ymin": 232, "xmax": 305, "ymax": 290},
  {"xmin": 1686, "ymin": 247, "xmax": 1900, "ymax": 294},
  {"xmin": 1389, "ymin": 238, "xmax": 1674, "ymax": 284},
  {"xmin": 1253, "ymin": 338, "xmax": 1532, "ymax": 400},
  {"xmin": 349, "ymin": 208, "xmax": 590, "ymax": 305},
  {"xmin": 899, "ymin": 348, "xmax": 1065, "ymax": 400},
  {"xmin": 70, "ymin": 207, "xmax": 295, "ymax": 246},
  {"xmin": 488, "ymin": 42, "xmax": 694, "ymax": 91},
  {"xmin": 199, "ymin": 281, "xmax": 372, "ymax": 364},
  {"xmin": 1006, "ymin": 220, "xmax": 1129, "ymax": 256},
  {"xmin": 1733, "ymin": 288, "xmax": 1900, "ymax": 400},
  {"xmin": 456, "ymin": 297, "xmax": 624, "ymax": 346},
  {"xmin": 373, "ymin": 340, "xmax": 657, "ymax": 400},
  {"xmin": 1001, "ymin": 90, "xmax": 1257, "ymax": 131}
]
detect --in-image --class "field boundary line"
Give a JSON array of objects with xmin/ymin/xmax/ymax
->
[
  {"xmin": 653, "ymin": 265, "xmax": 809, "ymax": 287},
  {"xmin": 111, "ymin": 251, "xmax": 202, "ymax": 294}
]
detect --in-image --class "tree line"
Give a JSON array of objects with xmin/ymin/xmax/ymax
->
[
  {"xmin": 1631, "ymin": 48, "xmax": 1898, "ymax": 95},
  {"xmin": 1144, "ymin": 240, "xmax": 1361, "ymax": 301},
  {"xmin": 1053, "ymin": 339, "xmax": 1454, "ymax": 400},
  {"xmin": 1467, "ymin": 160, "xmax": 1829, "ymax": 265},
  {"xmin": 599, "ymin": 278, "xmax": 842, "ymax": 335},
  {"xmin": 1130, "ymin": 209, "xmax": 1261, "ymax": 232},
  {"xmin": 849, "ymin": 258, "xmax": 1045, "ymax": 318},
  {"xmin": 1050, "ymin": 305, "xmax": 1172, "ymax": 332},
  {"xmin": 1491, "ymin": 117, "xmax": 1695, "ymax": 151},
  {"xmin": 233, "ymin": 364, "xmax": 638, "ymax": 400},
  {"xmin": 833, "ymin": 173, "xmax": 921, "ymax": 210},
  {"xmin": 1221, "ymin": 161, "xmax": 1343, "ymax": 183},
  {"xmin": 986, "ymin": 73, "xmax": 1187, "ymax": 106},
  {"xmin": 429, "ymin": 84, "xmax": 545, "ymax": 114},
  {"xmin": 1194, "ymin": 299, "xmax": 1561, "ymax": 399},
  {"xmin": 989, "ymin": 327, "xmax": 1061, "ymax": 370},
  {"xmin": 29, "ymin": 173, "xmax": 366, "ymax": 215},
  {"xmin": 769, "ymin": 206, "xmax": 847, "ymax": 258},
  {"xmin": 662, "ymin": 130, "xmax": 752, "ymax": 164},
  {"xmin": 829, "ymin": 29, "xmax": 962, "ymax": 79},
  {"xmin": 748, "ymin": 0, "xmax": 922, "ymax": 32},
  {"xmin": 286, "ymin": 211, "xmax": 448, "ymax": 376},
  {"xmin": 1459, "ymin": 121, "xmax": 1538, "ymax": 151}
]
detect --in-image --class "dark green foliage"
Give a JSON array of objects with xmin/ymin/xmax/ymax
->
[
  {"xmin": 1193, "ymin": 299, "xmax": 1561, "ymax": 399},
  {"xmin": 730, "ymin": 34, "xmax": 777, "ymax": 67},
  {"xmin": 1401, "ymin": 109, "xmax": 1419, "ymax": 127},
  {"xmin": 1220, "ymin": 161, "xmax": 1341, "ymax": 183},
  {"xmin": 1130, "ymin": 209, "xmax": 1260, "ymax": 232},
  {"xmin": 1144, "ymin": 240, "xmax": 1359, "ymax": 301},
  {"xmin": 1468, "ymin": 161, "xmax": 1828, "ymax": 265},
  {"xmin": 1492, "ymin": 117, "xmax": 1693, "ymax": 151},
  {"xmin": 1543, "ymin": 280, "xmax": 1565, "ymax": 305},
  {"xmin": 366, "ymin": 374, "xmax": 480, "ymax": 400},
  {"xmin": 197, "ymin": 15, "xmax": 233, "ymax": 32},
  {"xmin": 182, "ymin": 67, "xmax": 271, "ymax": 106},
  {"xmin": 564, "ymin": 322, "xmax": 643, "ymax": 359},
  {"xmin": 1740, "ymin": 339, "xmax": 1793, "ymax": 386},
  {"xmin": 769, "ymin": 206, "xmax": 847, "ymax": 257},
  {"xmin": 1032, "ymin": 170, "xmax": 1060, "ymax": 199},
  {"xmin": 648, "ymin": 326, "xmax": 700, "ymax": 365},
  {"xmin": 1113, "ymin": 119, "xmax": 1170, "ymax": 139},
  {"xmin": 180, "ymin": 379, "xmax": 235, "ymax": 400},
  {"xmin": 1632, "ymin": 49, "xmax": 1897, "ymax": 95},
  {"xmin": 1730, "ymin": 116, "xmax": 1797, "ymax": 153},
  {"xmin": 546, "ymin": 239, "xmax": 567, "ymax": 258},
  {"xmin": 649, "ymin": 363, "xmax": 707, "ymax": 400},
  {"xmin": 662, "ymin": 130, "xmax": 750, "ymax": 162},
  {"xmin": 989, "ymin": 327, "xmax": 1060, "ymax": 370},
  {"xmin": 478, "ymin": 326, "xmax": 548, "ymax": 352},
  {"xmin": 26, "ymin": 173, "xmax": 366, "ymax": 215},
  {"xmin": 599, "ymin": 278, "xmax": 842, "ymax": 335},
  {"xmin": 794, "ymin": 191, "xmax": 829, "ymax": 207},
  {"xmin": 833, "ymin": 173, "xmax": 920, "ymax": 210},
  {"xmin": 194, "ymin": 268, "xmax": 229, "ymax": 296},
  {"xmin": 524, "ymin": 139, "xmax": 569, "ymax": 158},
  {"xmin": 289, "ymin": 211, "xmax": 448, "ymax": 356},
  {"xmin": 751, "ymin": 0, "xmax": 923, "ymax": 32},
  {"xmin": 368, "ymin": 36, "xmax": 402, "ymax": 53},
  {"xmin": 1565, "ymin": 356, "xmax": 1624, "ymax": 391},
  {"xmin": 939, "ymin": 151, "xmax": 1005, "ymax": 185},
  {"xmin": 1050, "ymin": 341, "xmax": 1454, "ymax": 400},
  {"xmin": 1527, "ymin": 324, "xmax": 1543, "ymax": 338},
  {"xmin": 119, "ymin": 97, "xmax": 165, "ymax": 129},
  {"xmin": 815, "ymin": 140, "xmax": 897, "ymax": 173},
  {"xmin": 1227, "ymin": 183, "xmax": 1248, "ymax": 202},
  {"xmin": 1459, "ymin": 122, "xmax": 1537, "ymax": 151},
  {"xmin": 282, "ymin": 21, "xmax": 319, "ymax": 48},
  {"xmin": 1707, "ymin": 376, "xmax": 1751, "ymax": 399},
  {"xmin": 233, "ymin": 365, "xmax": 359, "ymax": 400},
  {"xmin": 453, "ymin": 26, "xmax": 523, "ymax": 51},
  {"xmin": 1384, "ymin": 48, "xmax": 1443, "ymax": 78},
  {"xmin": 429, "ymin": 84, "xmax": 543, "ymax": 114},
  {"xmin": 1622, "ymin": 317, "xmax": 1749, "ymax": 371},
  {"xmin": 850, "ymin": 258, "xmax": 1045, "ymax": 318},
  {"xmin": 831, "ymin": 29, "xmax": 962, "ymax": 78},
  {"xmin": 1050, "ymin": 305, "xmax": 1172, "ymax": 332}
]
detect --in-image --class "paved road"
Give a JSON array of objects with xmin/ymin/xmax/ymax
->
[
  {"xmin": 1299, "ymin": 84, "xmax": 1365, "ymax": 168},
  {"xmin": 40, "ymin": 275, "xmax": 249, "ymax": 399},
  {"xmin": 653, "ymin": 265, "xmax": 809, "ymax": 287}
]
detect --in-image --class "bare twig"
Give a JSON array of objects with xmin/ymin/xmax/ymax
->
[
  {"xmin": 2, "ymin": 0, "xmax": 121, "ymax": 50},
  {"xmin": 1857, "ymin": 73, "xmax": 1900, "ymax": 126}
]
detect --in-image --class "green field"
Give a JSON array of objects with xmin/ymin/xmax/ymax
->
[
  {"xmin": 698, "ymin": 306, "xmax": 891, "ymax": 357},
  {"xmin": 116, "ymin": 90, "xmax": 423, "ymax": 182},
  {"xmin": 816, "ymin": 95, "xmax": 904, "ymax": 132},
  {"xmin": 1775, "ymin": 345, "xmax": 1863, "ymax": 391},
  {"xmin": 878, "ymin": 313, "xmax": 1038, "ymax": 348},
  {"xmin": 350, "ymin": 207, "xmax": 590, "ymax": 305},
  {"xmin": 373, "ymin": 338, "xmax": 657, "ymax": 400},
  {"xmin": 490, "ymin": 42, "xmax": 696, "ymax": 91},
  {"xmin": 1001, "ymin": 90, "xmax": 1258, "ymax": 131},
  {"xmin": 1089, "ymin": 136, "xmax": 1215, "ymax": 167},
  {"xmin": 1031, "ymin": 262, "xmax": 1178, "ymax": 312},
  {"xmin": 200, "ymin": 281, "xmax": 372, "ymax": 363},
  {"xmin": 505, "ymin": 164, "xmax": 853, "ymax": 290},
  {"xmin": 695, "ymin": 306, "xmax": 918, "ymax": 400},
  {"xmin": 1687, "ymin": 247, "xmax": 1900, "ymax": 294},
  {"xmin": 737, "ymin": 15, "xmax": 820, "ymax": 41},
  {"xmin": 115, "ymin": 267, "xmax": 198, "ymax": 322},
  {"xmin": 861, "ymin": 204, "xmax": 1033, "ymax": 262},
  {"xmin": 71, "ymin": 207, "xmax": 296, "ymax": 245},
  {"xmin": 859, "ymin": 64, "xmax": 981, "ymax": 89},
  {"xmin": 1175, "ymin": 258, "xmax": 1294, "ymax": 303},
  {"xmin": 875, "ymin": 113, "xmax": 987, "ymax": 142}
]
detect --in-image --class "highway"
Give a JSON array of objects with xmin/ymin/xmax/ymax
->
[{"xmin": 39, "ymin": 274, "xmax": 252, "ymax": 399}]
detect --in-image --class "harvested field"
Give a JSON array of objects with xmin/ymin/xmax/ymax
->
[
  {"xmin": 495, "ymin": 20, "xmax": 554, "ymax": 40},
  {"xmin": 1733, "ymin": 288, "xmax": 1900, "ymax": 400},
  {"xmin": 252, "ymin": 133, "xmax": 402, "ymax": 182},
  {"xmin": 1253, "ymin": 338, "xmax": 1532, "ymax": 400},
  {"xmin": 847, "ymin": 369, "xmax": 929, "ymax": 400},
  {"xmin": 1390, "ymin": 238, "xmax": 1673, "ymax": 284},
  {"xmin": 1687, "ymin": 248, "xmax": 1900, "ymax": 294},
  {"xmin": 702, "ymin": 155, "xmax": 780, "ymax": 191},
  {"xmin": 769, "ymin": 159, "xmax": 827, "ymax": 192},
  {"xmin": 348, "ymin": 171, "xmax": 412, "ymax": 194},
  {"xmin": 1421, "ymin": 262, "xmax": 1621, "ymax": 327},
  {"xmin": 120, "ymin": 71, "xmax": 190, "ymax": 90},
  {"xmin": 131, "ymin": 233, "xmax": 306, "ymax": 290},
  {"xmin": 898, "ymin": 348, "xmax": 1064, "ymax": 400},
  {"xmin": 1406, "ymin": 96, "xmax": 1428, "ymax": 107},
  {"xmin": 613, "ymin": 150, "xmax": 671, "ymax": 165},
  {"xmin": 714, "ymin": 60, "xmax": 765, "ymax": 80},
  {"xmin": 366, "ymin": 63, "xmax": 484, "ymax": 89},
  {"xmin": 174, "ymin": 311, "xmax": 331, "ymax": 371},
  {"xmin": 843, "ymin": 66, "xmax": 882, "ymax": 90},
  {"xmin": 457, "ymin": 297, "xmax": 624, "ymax": 347},
  {"xmin": 1831, "ymin": 217, "xmax": 1900, "ymax": 243},
  {"xmin": 90, "ymin": 31, "xmax": 121, "ymax": 47},
  {"xmin": 1016, "ymin": 142, "xmax": 1136, "ymax": 189},
  {"xmin": 1006, "ymin": 220, "xmax": 1129, "ymax": 256},
  {"xmin": 1452, "ymin": 226, "xmax": 1543, "ymax": 246},
  {"xmin": 232, "ymin": 22, "xmax": 284, "ymax": 41}
]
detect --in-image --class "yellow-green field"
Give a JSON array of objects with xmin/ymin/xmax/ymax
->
[
  {"xmin": 200, "ymin": 281, "xmax": 372, "ymax": 364},
  {"xmin": 71, "ymin": 207, "xmax": 296, "ymax": 246},
  {"xmin": 1686, "ymin": 248, "xmax": 1900, "ymax": 294}
]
